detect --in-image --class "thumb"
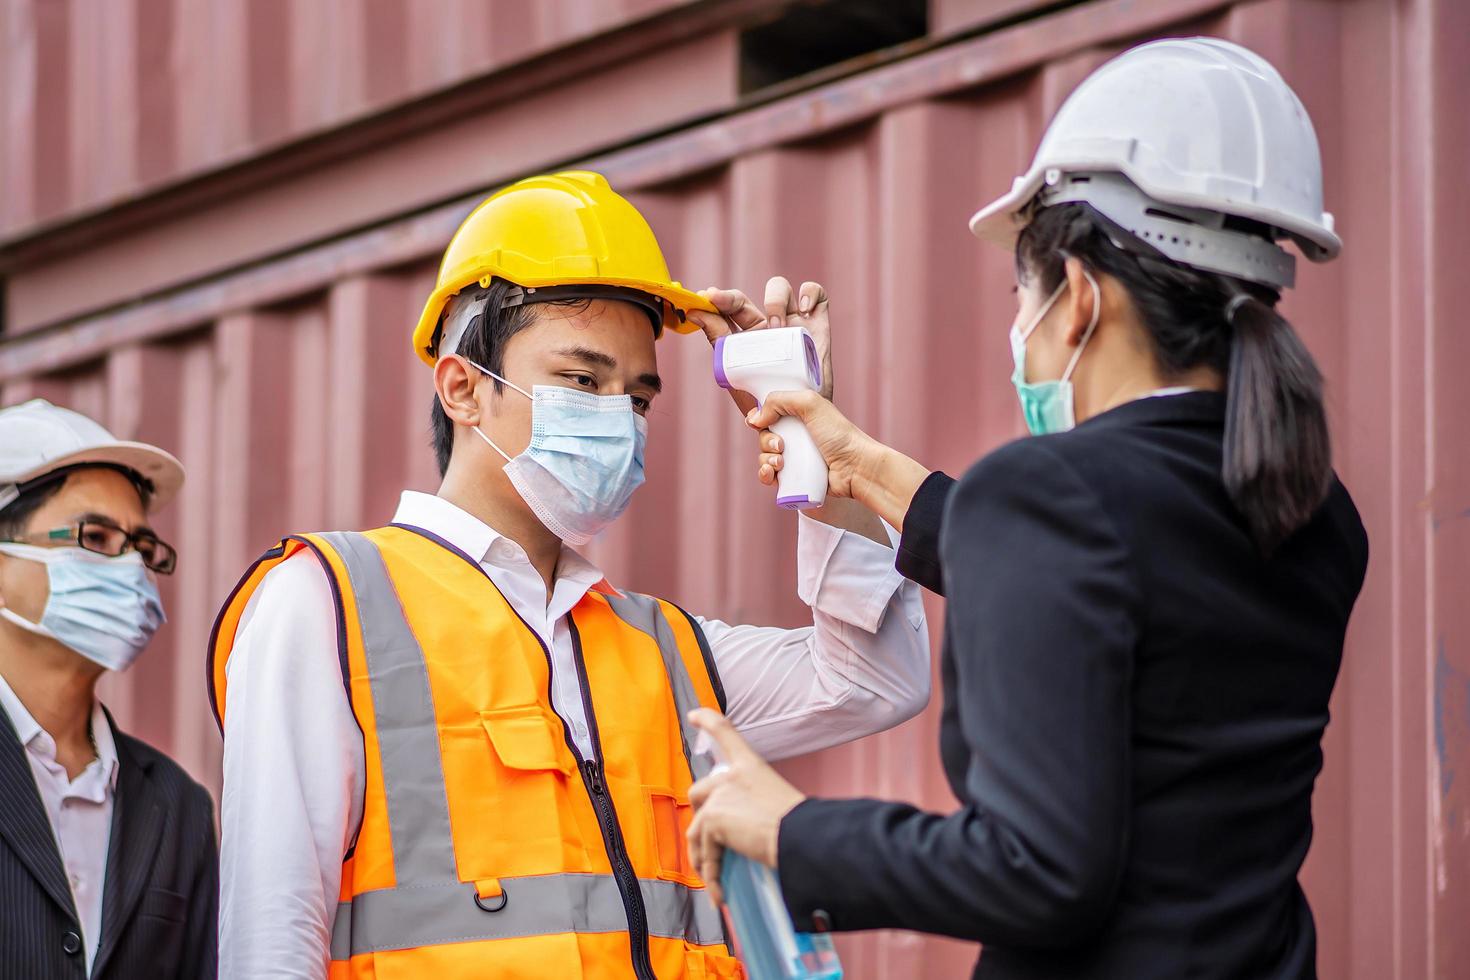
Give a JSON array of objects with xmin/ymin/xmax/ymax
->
[
  {"xmin": 746, "ymin": 389, "xmax": 821, "ymax": 430},
  {"xmin": 688, "ymin": 708, "xmax": 755, "ymax": 765}
]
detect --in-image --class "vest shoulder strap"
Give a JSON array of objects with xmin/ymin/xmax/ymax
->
[
  {"xmin": 208, "ymin": 532, "xmax": 352, "ymax": 730},
  {"xmin": 600, "ymin": 591, "xmax": 727, "ymax": 780}
]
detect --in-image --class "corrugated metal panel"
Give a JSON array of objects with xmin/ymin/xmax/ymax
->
[
  {"xmin": 0, "ymin": 15, "xmax": 744, "ymax": 334},
  {"xmin": 0, "ymin": 0, "xmax": 727, "ymax": 239},
  {"xmin": 1, "ymin": 0, "xmax": 1467, "ymax": 975}
]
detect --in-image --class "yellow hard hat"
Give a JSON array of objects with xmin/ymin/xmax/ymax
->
[{"xmin": 412, "ymin": 171, "xmax": 716, "ymax": 365}]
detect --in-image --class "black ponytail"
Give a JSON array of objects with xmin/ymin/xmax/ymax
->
[
  {"xmin": 1017, "ymin": 204, "xmax": 1332, "ymax": 555},
  {"xmin": 1220, "ymin": 294, "xmax": 1332, "ymax": 553}
]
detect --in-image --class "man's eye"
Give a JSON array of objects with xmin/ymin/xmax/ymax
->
[
  {"xmin": 572, "ymin": 374, "xmax": 596, "ymax": 388},
  {"xmin": 631, "ymin": 397, "xmax": 651, "ymax": 412}
]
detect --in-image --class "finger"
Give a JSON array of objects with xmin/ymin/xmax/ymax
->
[
  {"xmin": 686, "ymin": 309, "xmax": 732, "ymax": 342},
  {"xmin": 746, "ymin": 389, "xmax": 821, "ymax": 430},
  {"xmin": 797, "ymin": 281, "xmax": 834, "ymax": 398},
  {"xmin": 688, "ymin": 708, "xmax": 757, "ymax": 765},
  {"xmin": 759, "ymin": 463, "xmax": 775, "ymax": 486},
  {"xmin": 701, "ymin": 288, "xmax": 767, "ymax": 332},
  {"xmin": 685, "ymin": 814, "xmax": 705, "ymax": 888},
  {"xmin": 689, "ymin": 770, "xmax": 727, "ymax": 809},
  {"xmin": 686, "ymin": 811, "xmax": 724, "ymax": 904},
  {"xmin": 763, "ymin": 276, "xmax": 794, "ymax": 328},
  {"xmin": 759, "ymin": 430, "xmax": 784, "ymax": 454},
  {"xmin": 765, "ymin": 453, "xmax": 784, "ymax": 473},
  {"xmin": 699, "ymin": 838, "xmax": 725, "ymax": 905},
  {"xmin": 728, "ymin": 389, "xmax": 759, "ymax": 418},
  {"xmin": 797, "ymin": 281, "xmax": 828, "ymax": 317}
]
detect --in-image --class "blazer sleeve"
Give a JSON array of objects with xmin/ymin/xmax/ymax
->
[
  {"xmin": 777, "ymin": 439, "xmax": 1141, "ymax": 947},
  {"xmin": 894, "ymin": 471, "xmax": 955, "ymax": 595}
]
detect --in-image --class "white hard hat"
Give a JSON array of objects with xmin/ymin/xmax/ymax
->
[
  {"xmin": 0, "ymin": 400, "xmax": 184, "ymax": 513},
  {"xmin": 969, "ymin": 37, "xmax": 1339, "ymax": 289}
]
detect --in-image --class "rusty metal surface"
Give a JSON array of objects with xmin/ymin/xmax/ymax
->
[
  {"xmin": 0, "ymin": 0, "xmax": 741, "ymax": 242},
  {"xmin": 1, "ymin": 0, "xmax": 1467, "ymax": 976}
]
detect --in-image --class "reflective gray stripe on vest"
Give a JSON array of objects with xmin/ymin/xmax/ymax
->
[
  {"xmin": 329, "ymin": 874, "xmax": 726, "ymax": 958},
  {"xmin": 604, "ymin": 592, "xmax": 716, "ymax": 781},
  {"xmin": 323, "ymin": 534, "xmax": 725, "ymax": 959},
  {"xmin": 318, "ymin": 531, "xmax": 457, "ymax": 883}
]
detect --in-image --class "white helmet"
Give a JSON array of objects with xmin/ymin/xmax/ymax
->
[
  {"xmin": 0, "ymin": 400, "xmax": 184, "ymax": 513},
  {"xmin": 969, "ymin": 37, "xmax": 1339, "ymax": 290}
]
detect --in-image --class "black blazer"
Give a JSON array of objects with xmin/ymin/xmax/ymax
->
[
  {"xmin": 0, "ymin": 705, "xmax": 217, "ymax": 980},
  {"xmin": 778, "ymin": 392, "xmax": 1368, "ymax": 979}
]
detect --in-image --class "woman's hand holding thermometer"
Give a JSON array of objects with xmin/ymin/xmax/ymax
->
[
  {"xmin": 689, "ymin": 277, "xmax": 931, "ymax": 531},
  {"xmin": 714, "ymin": 327, "xmax": 829, "ymax": 508}
]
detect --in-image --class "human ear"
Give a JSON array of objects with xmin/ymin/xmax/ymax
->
[
  {"xmin": 1060, "ymin": 256, "xmax": 1100, "ymax": 348},
  {"xmin": 434, "ymin": 355, "xmax": 483, "ymax": 428}
]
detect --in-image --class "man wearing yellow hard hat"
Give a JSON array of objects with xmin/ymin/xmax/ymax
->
[{"xmin": 209, "ymin": 171, "xmax": 930, "ymax": 978}]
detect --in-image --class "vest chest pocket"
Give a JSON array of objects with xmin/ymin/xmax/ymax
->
[
  {"xmin": 684, "ymin": 945, "xmax": 747, "ymax": 980},
  {"xmin": 446, "ymin": 705, "xmax": 584, "ymax": 879},
  {"xmin": 646, "ymin": 787, "xmax": 699, "ymax": 887},
  {"xmin": 481, "ymin": 706, "xmax": 573, "ymax": 774}
]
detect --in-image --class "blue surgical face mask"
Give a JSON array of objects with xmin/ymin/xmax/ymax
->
[
  {"xmin": 1009, "ymin": 269, "xmax": 1102, "ymax": 435},
  {"xmin": 0, "ymin": 543, "xmax": 165, "ymax": 671},
  {"xmin": 466, "ymin": 361, "xmax": 647, "ymax": 546}
]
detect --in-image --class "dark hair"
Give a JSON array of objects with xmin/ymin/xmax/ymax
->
[
  {"xmin": 1016, "ymin": 203, "xmax": 1332, "ymax": 555},
  {"xmin": 428, "ymin": 280, "xmax": 594, "ymax": 477},
  {"xmin": 0, "ymin": 479, "xmax": 67, "ymax": 540},
  {"xmin": 0, "ymin": 464, "xmax": 154, "ymax": 539}
]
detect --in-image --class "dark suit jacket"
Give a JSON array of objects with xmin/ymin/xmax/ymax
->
[
  {"xmin": 0, "ymin": 704, "xmax": 217, "ymax": 980},
  {"xmin": 778, "ymin": 393, "xmax": 1368, "ymax": 979}
]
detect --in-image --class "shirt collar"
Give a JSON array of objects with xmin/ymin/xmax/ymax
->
[
  {"xmin": 390, "ymin": 491, "xmax": 619, "ymax": 596},
  {"xmin": 0, "ymin": 670, "xmax": 42, "ymax": 747},
  {"xmin": 90, "ymin": 700, "xmax": 120, "ymax": 793},
  {"xmin": 0, "ymin": 670, "xmax": 120, "ymax": 792}
]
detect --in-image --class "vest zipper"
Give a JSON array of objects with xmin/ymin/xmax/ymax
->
[
  {"xmin": 385, "ymin": 526, "xmax": 658, "ymax": 976},
  {"xmin": 497, "ymin": 610, "xmax": 657, "ymax": 977},
  {"xmin": 521, "ymin": 612, "xmax": 656, "ymax": 980},
  {"xmin": 566, "ymin": 620, "xmax": 657, "ymax": 980}
]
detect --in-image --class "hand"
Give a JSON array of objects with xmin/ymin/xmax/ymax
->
[
  {"xmin": 747, "ymin": 392, "xmax": 879, "ymax": 501},
  {"xmin": 688, "ymin": 277, "xmax": 836, "ymax": 407},
  {"xmin": 685, "ymin": 709, "xmax": 806, "ymax": 907}
]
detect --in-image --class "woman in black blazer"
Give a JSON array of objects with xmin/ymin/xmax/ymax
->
[{"xmin": 685, "ymin": 38, "xmax": 1367, "ymax": 979}]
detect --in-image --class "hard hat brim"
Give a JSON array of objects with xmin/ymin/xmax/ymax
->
[
  {"xmin": 413, "ymin": 274, "xmax": 717, "ymax": 366},
  {"xmin": 7, "ymin": 442, "xmax": 185, "ymax": 512},
  {"xmin": 968, "ymin": 162, "xmax": 1342, "ymax": 264}
]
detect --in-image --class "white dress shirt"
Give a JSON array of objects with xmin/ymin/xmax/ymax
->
[
  {"xmin": 219, "ymin": 491, "xmax": 929, "ymax": 978},
  {"xmin": 0, "ymin": 671, "xmax": 118, "ymax": 975}
]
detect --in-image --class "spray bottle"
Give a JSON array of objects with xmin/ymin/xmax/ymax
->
[{"xmin": 693, "ymin": 729, "xmax": 843, "ymax": 980}]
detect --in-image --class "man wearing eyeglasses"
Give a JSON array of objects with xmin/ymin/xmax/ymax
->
[{"xmin": 0, "ymin": 399, "xmax": 217, "ymax": 979}]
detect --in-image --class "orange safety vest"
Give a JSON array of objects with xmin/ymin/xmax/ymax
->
[{"xmin": 208, "ymin": 525, "xmax": 744, "ymax": 980}]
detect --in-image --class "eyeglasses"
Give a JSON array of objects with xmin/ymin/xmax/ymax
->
[{"xmin": 5, "ymin": 520, "xmax": 178, "ymax": 574}]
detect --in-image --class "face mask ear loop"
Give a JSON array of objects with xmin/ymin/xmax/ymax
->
[
  {"xmin": 461, "ymin": 356, "xmax": 528, "ymax": 463},
  {"xmin": 0, "ymin": 605, "xmax": 50, "ymax": 638},
  {"xmin": 471, "ymin": 425, "xmax": 514, "ymax": 463},
  {"xmin": 1061, "ymin": 270, "xmax": 1103, "ymax": 384},
  {"xmin": 1018, "ymin": 279, "xmax": 1070, "ymax": 345},
  {"xmin": 463, "ymin": 357, "xmax": 532, "ymax": 401}
]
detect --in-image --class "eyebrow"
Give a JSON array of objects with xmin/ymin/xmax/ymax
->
[
  {"xmin": 554, "ymin": 346, "xmax": 662, "ymax": 393},
  {"xmin": 73, "ymin": 512, "xmax": 156, "ymax": 537}
]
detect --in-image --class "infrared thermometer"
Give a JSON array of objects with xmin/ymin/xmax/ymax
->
[{"xmin": 714, "ymin": 327, "xmax": 828, "ymax": 509}]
